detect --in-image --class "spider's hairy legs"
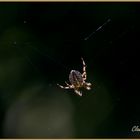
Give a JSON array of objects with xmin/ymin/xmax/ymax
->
[
  {"xmin": 83, "ymin": 82, "xmax": 92, "ymax": 90},
  {"xmin": 57, "ymin": 82, "xmax": 73, "ymax": 89},
  {"xmin": 81, "ymin": 57, "xmax": 87, "ymax": 80},
  {"xmin": 57, "ymin": 57, "xmax": 92, "ymax": 96},
  {"xmin": 74, "ymin": 89, "xmax": 82, "ymax": 96}
]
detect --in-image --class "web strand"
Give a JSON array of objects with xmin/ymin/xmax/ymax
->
[
  {"xmin": 84, "ymin": 18, "xmax": 111, "ymax": 40},
  {"xmin": 12, "ymin": 42, "xmax": 70, "ymax": 73}
]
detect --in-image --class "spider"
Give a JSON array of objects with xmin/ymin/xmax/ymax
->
[{"xmin": 57, "ymin": 58, "xmax": 91, "ymax": 96}]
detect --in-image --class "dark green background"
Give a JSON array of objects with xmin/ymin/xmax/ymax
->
[{"xmin": 0, "ymin": 2, "xmax": 139, "ymax": 138}]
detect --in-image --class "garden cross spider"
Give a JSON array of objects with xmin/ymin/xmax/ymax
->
[{"xmin": 57, "ymin": 58, "xmax": 91, "ymax": 96}]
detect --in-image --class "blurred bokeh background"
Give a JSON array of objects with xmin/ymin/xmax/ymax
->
[{"xmin": 0, "ymin": 2, "xmax": 139, "ymax": 138}]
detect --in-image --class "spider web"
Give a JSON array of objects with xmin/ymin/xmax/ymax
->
[
  {"xmin": 9, "ymin": 18, "xmax": 112, "ymax": 84},
  {"xmin": 10, "ymin": 41, "xmax": 70, "ymax": 83}
]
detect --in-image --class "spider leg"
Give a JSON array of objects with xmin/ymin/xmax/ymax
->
[
  {"xmin": 74, "ymin": 89, "xmax": 82, "ymax": 96},
  {"xmin": 57, "ymin": 84, "xmax": 71, "ymax": 89},
  {"xmin": 86, "ymin": 86, "xmax": 91, "ymax": 90},
  {"xmin": 86, "ymin": 82, "xmax": 91, "ymax": 86},
  {"xmin": 81, "ymin": 57, "xmax": 87, "ymax": 80},
  {"xmin": 83, "ymin": 82, "xmax": 92, "ymax": 90},
  {"xmin": 65, "ymin": 81, "xmax": 73, "ymax": 87}
]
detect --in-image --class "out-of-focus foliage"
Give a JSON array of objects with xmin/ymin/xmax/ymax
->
[{"xmin": 0, "ymin": 2, "xmax": 139, "ymax": 138}]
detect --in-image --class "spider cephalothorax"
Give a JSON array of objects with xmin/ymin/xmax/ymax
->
[{"xmin": 57, "ymin": 58, "xmax": 91, "ymax": 96}]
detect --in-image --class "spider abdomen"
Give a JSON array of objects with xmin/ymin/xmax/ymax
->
[{"xmin": 69, "ymin": 70, "xmax": 83, "ymax": 87}]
